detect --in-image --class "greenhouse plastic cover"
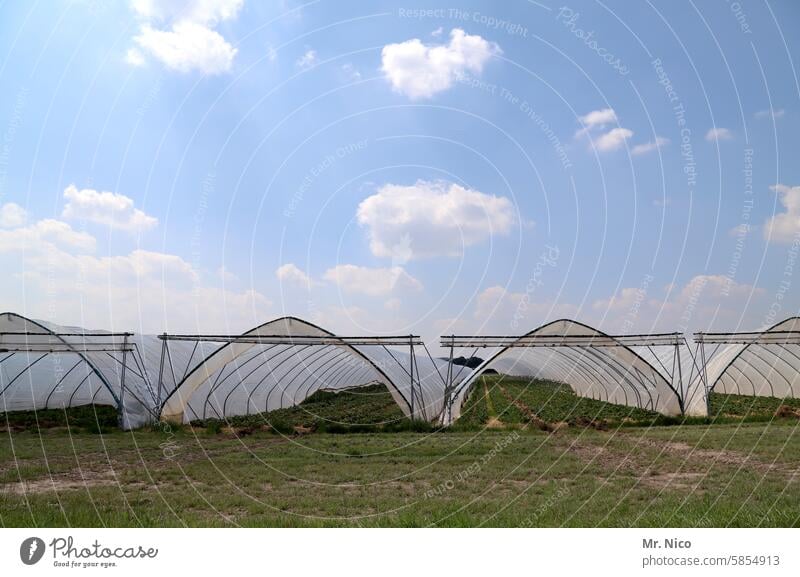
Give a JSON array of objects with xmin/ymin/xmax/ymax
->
[
  {"xmin": 4, "ymin": 312, "xmax": 799, "ymax": 429},
  {"xmin": 443, "ymin": 319, "xmax": 708, "ymax": 424},
  {"xmin": 160, "ymin": 317, "xmax": 451, "ymax": 424},
  {"xmin": 703, "ymin": 317, "xmax": 800, "ymax": 398},
  {"xmin": 1, "ymin": 314, "xmax": 453, "ymax": 429}
]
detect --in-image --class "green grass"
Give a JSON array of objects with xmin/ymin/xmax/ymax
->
[
  {"xmin": 455, "ymin": 375, "xmax": 800, "ymax": 429},
  {"xmin": 1, "ymin": 405, "xmax": 118, "ymax": 433},
  {"xmin": 709, "ymin": 391, "xmax": 800, "ymax": 419},
  {"xmin": 1, "ymin": 421, "xmax": 799, "ymax": 527},
  {"xmin": 2, "ymin": 378, "xmax": 800, "ymax": 527},
  {"xmin": 191, "ymin": 384, "xmax": 435, "ymax": 434},
  {"xmin": 5, "ymin": 378, "xmax": 800, "ymax": 437}
]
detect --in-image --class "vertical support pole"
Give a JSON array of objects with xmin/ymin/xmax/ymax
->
[
  {"xmin": 118, "ymin": 334, "xmax": 129, "ymax": 429},
  {"xmin": 699, "ymin": 340, "xmax": 709, "ymax": 413},
  {"xmin": 675, "ymin": 340, "xmax": 684, "ymax": 414},
  {"xmin": 444, "ymin": 336, "xmax": 455, "ymax": 425},
  {"xmin": 157, "ymin": 335, "xmax": 167, "ymax": 409},
  {"xmin": 409, "ymin": 336, "xmax": 415, "ymax": 420}
]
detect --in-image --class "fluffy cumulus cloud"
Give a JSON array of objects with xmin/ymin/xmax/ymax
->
[
  {"xmin": 473, "ymin": 285, "xmax": 578, "ymax": 331},
  {"xmin": 0, "ymin": 218, "xmax": 96, "ymax": 252},
  {"xmin": 130, "ymin": 22, "xmax": 237, "ymax": 74},
  {"xmin": 592, "ymin": 275, "xmax": 764, "ymax": 333},
  {"xmin": 0, "ymin": 206, "xmax": 270, "ymax": 332},
  {"xmin": 631, "ymin": 136, "xmax": 669, "ymax": 156},
  {"xmin": 357, "ymin": 180, "xmax": 516, "ymax": 260},
  {"xmin": 593, "ymin": 127, "xmax": 633, "ymax": 152},
  {"xmin": 127, "ymin": 0, "xmax": 242, "ymax": 74},
  {"xmin": 763, "ymin": 184, "xmax": 800, "ymax": 243},
  {"xmin": 576, "ymin": 108, "xmax": 617, "ymax": 135},
  {"xmin": 0, "ymin": 202, "xmax": 27, "ymax": 228},
  {"xmin": 705, "ymin": 127, "xmax": 733, "ymax": 142},
  {"xmin": 276, "ymin": 263, "xmax": 312, "ymax": 288},
  {"xmin": 441, "ymin": 273, "xmax": 771, "ymax": 340},
  {"xmin": 323, "ymin": 265, "xmax": 422, "ymax": 296},
  {"xmin": 576, "ymin": 107, "xmax": 633, "ymax": 152},
  {"xmin": 61, "ymin": 185, "xmax": 157, "ymax": 233},
  {"xmin": 381, "ymin": 28, "xmax": 501, "ymax": 99}
]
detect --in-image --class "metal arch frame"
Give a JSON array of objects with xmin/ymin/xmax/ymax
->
[
  {"xmin": 158, "ymin": 316, "xmax": 429, "ymax": 424},
  {"xmin": 200, "ymin": 344, "xmax": 283, "ymax": 418},
  {"xmin": 694, "ymin": 316, "xmax": 800, "ymax": 399},
  {"xmin": 0, "ymin": 312, "xmax": 130, "ymax": 411},
  {"xmin": 267, "ymin": 346, "xmax": 348, "ymax": 411},
  {"xmin": 439, "ymin": 318, "xmax": 687, "ymax": 424},
  {"xmin": 229, "ymin": 346, "xmax": 342, "ymax": 417}
]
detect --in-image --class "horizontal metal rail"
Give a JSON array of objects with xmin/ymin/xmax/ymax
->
[
  {"xmin": 0, "ymin": 332, "xmax": 135, "ymax": 353},
  {"xmin": 157, "ymin": 333, "xmax": 424, "ymax": 346},
  {"xmin": 694, "ymin": 331, "xmax": 800, "ymax": 345},
  {"xmin": 439, "ymin": 333, "xmax": 684, "ymax": 348},
  {"xmin": 0, "ymin": 345, "xmax": 134, "ymax": 353},
  {"xmin": 0, "ymin": 331, "xmax": 133, "ymax": 337}
]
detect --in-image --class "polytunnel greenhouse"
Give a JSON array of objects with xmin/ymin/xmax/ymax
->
[
  {"xmin": 3, "ymin": 311, "xmax": 800, "ymax": 430},
  {"xmin": 158, "ymin": 316, "xmax": 452, "ymax": 425},
  {"xmin": 698, "ymin": 316, "xmax": 800, "ymax": 399},
  {"xmin": 0, "ymin": 312, "xmax": 161, "ymax": 429},
  {"xmin": 0, "ymin": 313, "xmax": 454, "ymax": 429},
  {"xmin": 439, "ymin": 319, "xmax": 709, "ymax": 425}
]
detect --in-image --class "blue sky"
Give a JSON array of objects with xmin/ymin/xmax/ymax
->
[{"xmin": 0, "ymin": 0, "xmax": 798, "ymax": 345}]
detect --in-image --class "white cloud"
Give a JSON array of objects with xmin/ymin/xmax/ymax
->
[
  {"xmin": 130, "ymin": 0, "xmax": 243, "ymax": 24},
  {"xmin": 763, "ymin": 184, "xmax": 800, "ymax": 243},
  {"xmin": 276, "ymin": 263, "xmax": 312, "ymax": 288},
  {"xmin": 593, "ymin": 274, "xmax": 764, "ymax": 333},
  {"xmin": 0, "ymin": 212, "xmax": 270, "ymax": 332},
  {"xmin": 440, "ymin": 273, "xmax": 770, "ymax": 340},
  {"xmin": 431, "ymin": 27, "xmax": 444, "ymax": 37},
  {"xmin": 0, "ymin": 218, "xmax": 96, "ymax": 253},
  {"xmin": 576, "ymin": 108, "xmax": 617, "ymax": 134},
  {"xmin": 132, "ymin": 22, "xmax": 237, "ymax": 74},
  {"xmin": 296, "ymin": 49, "xmax": 317, "ymax": 69},
  {"xmin": 128, "ymin": 0, "xmax": 242, "ymax": 74},
  {"xmin": 357, "ymin": 180, "xmax": 516, "ymax": 259},
  {"xmin": 125, "ymin": 48, "xmax": 146, "ymax": 67},
  {"xmin": 592, "ymin": 286, "xmax": 648, "ymax": 314},
  {"xmin": 218, "ymin": 265, "xmax": 238, "ymax": 283},
  {"xmin": 381, "ymin": 28, "xmax": 501, "ymax": 99},
  {"xmin": 755, "ymin": 108, "xmax": 785, "ymax": 120},
  {"xmin": 705, "ymin": 127, "xmax": 733, "ymax": 142},
  {"xmin": 593, "ymin": 127, "xmax": 633, "ymax": 152},
  {"xmin": 631, "ymin": 136, "xmax": 669, "ymax": 156},
  {"xmin": 575, "ymin": 108, "xmax": 634, "ymax": 151},
  {"xmin": 0, "ymin": 202, "xmax": 27, "ymax": 228},
  {"xmin": 323, "ymin": 265, "xmax": 422, "ymax": 296},
  {"xmin": 472, "ymin": 285, "xmax": 578, "ymax": 332},
  {"xmin": 61, "ymin": 185, "xmax": 158, "ymax": 233}
]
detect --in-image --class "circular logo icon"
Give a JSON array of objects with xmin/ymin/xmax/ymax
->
[{"xmin": 20, "ymin": 537, "xmax": 46, "ymax": 565}]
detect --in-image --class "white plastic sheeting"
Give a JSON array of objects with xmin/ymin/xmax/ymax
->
[
  {"xmin": 0, "ymin": 313, "xmax": 451, "ymax": 428},
  {"xmin": 159, "ymin": 317, "xmax": 450, "ymax": 424},
  {"xmin": 443, "ymin": 319, "xmax": 697, "ymax": 425},
  {"xmin": 0, "ymin": 312, "xmax": 159, "ymax": 429},
  {"xmin": 5, "ymin": 310, "xmax": 798, "ymax": 429},
  {"xmin": 704, "ymin": 317, "xmax": 800, "ymax": 398}
]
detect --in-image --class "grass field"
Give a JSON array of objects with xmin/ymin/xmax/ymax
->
[{"xmin": 1, "ymin": 377, "xmax": 799, "ymax": 527}]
